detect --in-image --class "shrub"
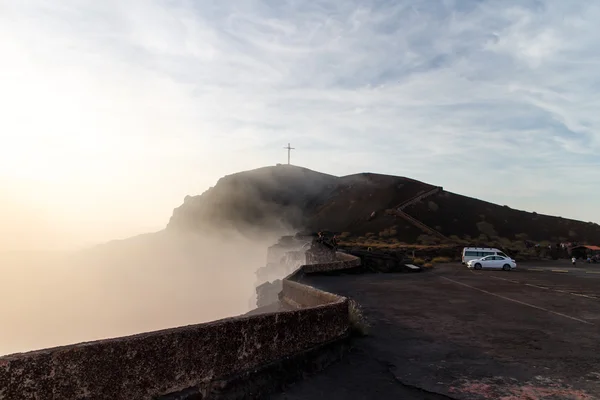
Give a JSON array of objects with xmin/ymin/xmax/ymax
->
[
  {"xmin": 413, "ymin": 257, "xmax": 426, "ymax": 265},
  {"xmin": 431, "ymin": 256, "xmax": 451, "ymax": 264},
  {"xmin": 366, "ymin": 232, "xmax": 375, "ymax": 238},
  {"xmin": 449, "ymin": 235, "xmax": 469, "ymax": 244},
  {"xmin": 476, "ymin": 221, "xmax": 497, "ymax": 237},
  {"xmin": 428, "ymin": 201, "xmax": 439, "ymax": 211},
  {"xmin": 423, "ymin": 263, "xmax": 434, "ymax": 268},
  {"xmin": 495, "ymin": 237, "xmax": 513, "ymax": 248},
  {"xmin": 418, "ymin": 234, "xmax": 439, "ymax": 245},
  {"xmin": 348, "ymin": 299, "xmax": 370, "ymax": 336},
  {"xmin": 378, "ymin": 228, "xmax": 398, "ymax": 237},
  {"xmin": 340, "ymin": 232, "xmax": 351, "ymax": 238}
]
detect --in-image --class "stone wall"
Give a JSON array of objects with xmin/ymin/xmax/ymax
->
[
  {"xmin": 255, "ymin": 249, "xmax": 307, "ymax": 308},
  {"xmin": 256, "ymin": 279, "xmax": 283, "ymax": 308},
  {"xmin": 0, "ymin": 248, "xmax": 360, "ymax": 400},
  {"xmin": 303, "ymin": 252, "xmax": 361, "ymax": 274},
  {"xmin": 266, "ymin": 236, "xmax": 310, "ymax": 265},
  {"xmin": 257, "ymin": 242, "xmax": 308, "ymax": 287},
  {"xmin": 305, "ymin": 241, "xmax": 337, "ymax": 264}
]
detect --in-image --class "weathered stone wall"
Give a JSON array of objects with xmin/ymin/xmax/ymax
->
[
  {"xmin": 0, "ymin": 248, "xmax": 360, "ymax": 400},
  {"xmin": 305, "ymin": 241, "xmax": 337, "ymax": 264},
  {"xmin": 256, "ymin": 279, "xmax": 283, "ymax": 308},
  {"xmin": 258, "ymin": 242, "xmax": 308, "ymax": 288},
  {"xmin": 255, "ymin": 249, "xmax": 307, "ymax": 308},
  {"xmin": 266, "ymin": 236, "xmax": 310, "ymax": 265},
  {"xmin": 303, "ymin": 253, "xmax": 361, "ymax": 274}
]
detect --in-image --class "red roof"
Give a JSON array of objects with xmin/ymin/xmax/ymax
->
[{"xmin": 573, "ymin": 245, "xmax": 600, "ymax": 251}]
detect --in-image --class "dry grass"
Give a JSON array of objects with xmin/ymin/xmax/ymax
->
[
  {"xmin": 412, "ymin": 257, "xmax": 426, "ymax": 265},
  {"xmin": 431, "ymin": 256, "xmax": 452, "ymax": 263},
  {"xmin": 423, "ymin": 262, "xmax": 434, "ymax": 268},
  {"xmin": 339, "ymin": 239, "xmax": 454, "ymax": 250},
  {"xmin": 348, "ymin": 299, "xmax": 370, "ymax": 336}
]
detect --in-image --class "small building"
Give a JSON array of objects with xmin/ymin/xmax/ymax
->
[{"xmin": 570, "ymin": 245, "xmax": 600, "ymax": 259}]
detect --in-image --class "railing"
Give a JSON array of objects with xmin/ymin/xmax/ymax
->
[
  {"xmin": 396, "ymin": 186, "xmax": 442, "ymax": 211},
  {"xmin": 392, "ymin": 209, "xmax": 450, "ymax": 242}
]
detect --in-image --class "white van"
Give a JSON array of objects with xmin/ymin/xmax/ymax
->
[{"xmin": 462, "ymin": 247, "xmax": 511, "ymax": 264}]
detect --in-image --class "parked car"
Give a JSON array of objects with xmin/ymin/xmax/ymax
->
[
  {"xmin": 467, "ymin": 255, "xmax": 517, "ymax": 271},
  {"xmin": 461, "ymin": 247, "xmax": 512, "ymax": 264}
]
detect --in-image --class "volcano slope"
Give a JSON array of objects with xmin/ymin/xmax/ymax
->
[{"xmin": 167, "ymin": 165, "xmax": 600, "ymax": 246}]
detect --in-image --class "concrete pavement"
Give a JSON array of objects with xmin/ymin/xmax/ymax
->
[{"xmin": 272, "ymin": 264, "xmax": 600, "ymax": 400}]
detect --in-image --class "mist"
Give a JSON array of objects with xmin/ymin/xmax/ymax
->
[{"xmin": 0, "ymin": 229, "xmax": 280, "ymax": 356}]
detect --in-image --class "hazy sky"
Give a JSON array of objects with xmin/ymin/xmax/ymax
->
[{"xmin": 2, "ymin": 0, "xmax": 600, "ymax": 251}]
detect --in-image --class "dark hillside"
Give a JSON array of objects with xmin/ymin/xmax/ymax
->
[
  {"xmin": 305, "ymin": 173, "xmax": 436, "ymax": 235},
  {"xmin": 404, "ymin": 191, "xmax": 600, "ymax": 244},
  {"xmin": 166, "ymin": 165, "xmax": 600, "ymax": 246}
]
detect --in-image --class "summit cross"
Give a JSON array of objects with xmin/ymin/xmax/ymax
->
[{"xmin": 284, "ymin": 143, "xmax": 295, "ymax": 165}]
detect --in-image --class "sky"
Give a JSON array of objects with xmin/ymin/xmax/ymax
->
[{"xmin": 2, "ymin": 0, "xmax": 600, "ymax": 251}]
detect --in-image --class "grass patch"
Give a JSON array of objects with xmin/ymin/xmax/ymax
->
[
  {"xmin": 431, "ymin": 256, "xmax": 452, "ymax": 263},
  {"xmin": 348, "ymin": 299, "xmax": 370, "ymax": 336},
  {"xmin": 339, "ymin": 239, "xmax": 455, "ymax": 250},
  {"xmin": 412, "ymin": 257, "xmax": 426, "ymax": 265},
  {"xmin": 423, "ymin": 262, "xmax": 434, "ymax": 268}
]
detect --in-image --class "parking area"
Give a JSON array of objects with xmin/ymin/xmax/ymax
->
[
  {"xmin": 518, "ymin": 260, "xmax": 600, "ymax": 279},
  {"xmin": 274, "ymin": 265, "xmax": 600, "ymax": 400}
]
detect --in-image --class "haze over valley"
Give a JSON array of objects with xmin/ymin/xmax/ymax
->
[{"xmin": 0, "ymin": 230, "xmax": 279, "ymax": 356}]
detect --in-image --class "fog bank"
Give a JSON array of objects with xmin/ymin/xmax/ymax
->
[{"xmin": 0, "ymin": 230, "xmax": 278, "ymax": 356}]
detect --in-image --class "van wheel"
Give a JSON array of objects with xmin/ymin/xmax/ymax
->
[
  {"xmin": 502, "ymin": 264, "xmax": 511, "ymax": 271},
  {"xmin": 474, "ymin": 263, "xmax": 482, "ymax": 270}
]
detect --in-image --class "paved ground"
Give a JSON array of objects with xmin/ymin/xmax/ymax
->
[
  {"xmin": 518, "ymin": 260, "xmax": 600, "ymax": 279},
  {"xmin": 272, "ymin": 264, "xmax": 600, "ymax": 400}
]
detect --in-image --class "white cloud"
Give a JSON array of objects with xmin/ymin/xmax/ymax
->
[{"xmin": 1, "ymin": 0, "xmax": 600, "ymax": 249}]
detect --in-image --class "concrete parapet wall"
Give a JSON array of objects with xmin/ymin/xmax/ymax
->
[
  {"xmin": 0, "ymin": 250, "xmax": 360, "ymax": 400},
  {"xmin": 303, "ymin": 255, "xmax": 361, "ymax": 274},
  {"xmin": 280, "ymin": 251, "xmax": 361, "ymax": 310},
  {"xmin": 281, "ymin": 280, "xmax": 344, "ymax": 309},
  {"xmin": 335, "ymin": 252, "xmax": 360, "ymax": 262}
]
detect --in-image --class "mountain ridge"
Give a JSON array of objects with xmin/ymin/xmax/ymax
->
[{"xmin": 166, "ymin": 165, "xmax": 600, "ymax": 246}]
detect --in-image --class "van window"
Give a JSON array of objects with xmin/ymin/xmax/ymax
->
[
  {"xmin": 464, "ymin": 250, "xmax": 498, "ymax": 257},
  {"xmin": 497, "ymin": 252, "xmax": 508, "ymax": 257}
]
